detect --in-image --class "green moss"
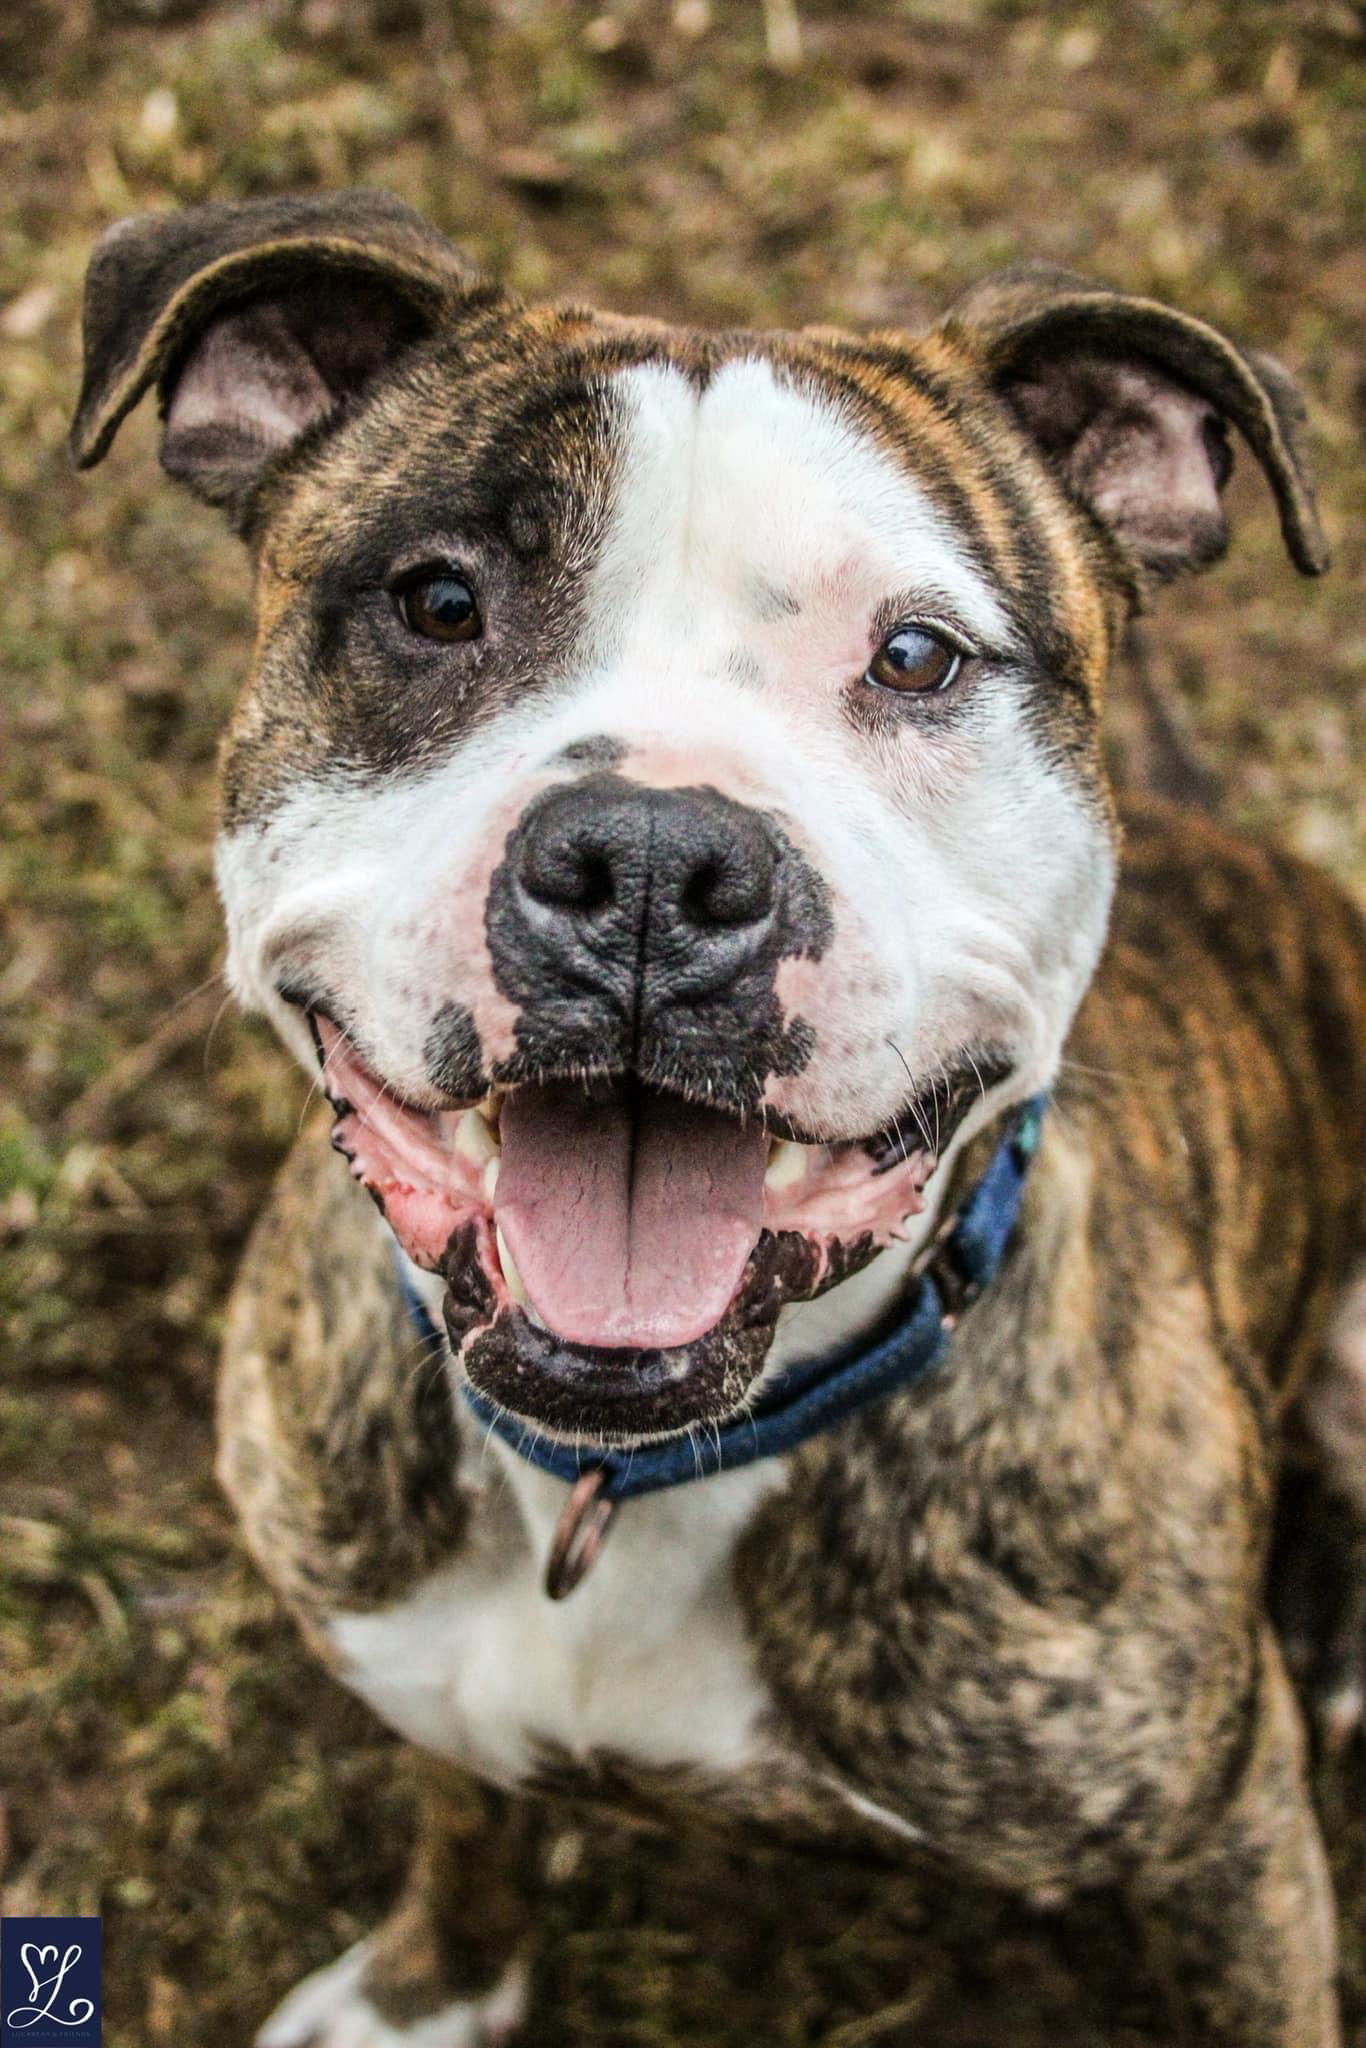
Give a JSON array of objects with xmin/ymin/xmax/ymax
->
[{"xmin": 0, "ymin": 1114, "xmax": 55, "ymax": 1200}]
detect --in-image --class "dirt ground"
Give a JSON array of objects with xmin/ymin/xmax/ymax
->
[{"xmin": 2, "ymin": 2, "xmax": 1363, "ymax": 2043}]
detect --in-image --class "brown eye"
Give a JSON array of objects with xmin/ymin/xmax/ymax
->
[
  {"xmin": 866, "ymin": 625, "xmax": 961, "ymax": 695},
  {"xmin": 395, "ymin": 569, "xmax": 481, "ymax": 643}
]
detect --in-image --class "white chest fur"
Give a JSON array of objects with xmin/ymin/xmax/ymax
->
[{"xmin": 328, "ymin": 1440, "xmax": 784, "ymax": 1788}]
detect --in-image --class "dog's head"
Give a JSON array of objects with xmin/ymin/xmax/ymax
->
[{"xmin": 73, "ymin": 192, "xmax": 1326, "ymax": 1445}]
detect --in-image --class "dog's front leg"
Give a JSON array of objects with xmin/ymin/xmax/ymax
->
[
  {"xmin": 1131, "ymin": 1633, "xmax": 1339, "ymax": 2047},
  {"xmin": 258, "ymin": 1760, "xmax": 540, "ymax": 2048}
]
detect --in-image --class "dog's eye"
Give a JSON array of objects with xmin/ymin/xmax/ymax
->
[
  {"xmin": 394, "ymin": 568, "xmax": 482, "ymax": 644},
  {"xmin": 865, "ymin": 626, "xmax": 961, "ymax": 695}
]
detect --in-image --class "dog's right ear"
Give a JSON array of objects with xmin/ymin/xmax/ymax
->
[{"xmin": 70, "ymin": 190, "xmax": 488, "ymax": 528}]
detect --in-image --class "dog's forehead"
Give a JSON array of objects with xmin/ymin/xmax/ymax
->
[
  {"xmin": 587, "ymin": 354, "xmax": 1014, "ymax": 646},
  {"xmin": 271, "ymin": 311, "xmax": 1080, "ymax": 644}
]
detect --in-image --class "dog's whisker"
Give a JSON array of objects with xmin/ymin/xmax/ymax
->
[
  {"xmin": 294, "ymin": 1073, "xmax": 328, "ymax": 1136},
  {"xmin": 199, "ymin": 978, "xmax": 238, "ymax": 1077}
]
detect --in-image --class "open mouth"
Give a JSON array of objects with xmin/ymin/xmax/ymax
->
[{"xmin": 311, "ymin": 1014, "xmax": 1002, "ymax": 1441}]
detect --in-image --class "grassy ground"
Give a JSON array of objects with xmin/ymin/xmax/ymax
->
[{"xmin": 2, "ymin": 2, "xmax": 1363, "ymax": 2042}]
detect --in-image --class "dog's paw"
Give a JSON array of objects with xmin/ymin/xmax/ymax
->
[{"xmin": 257, "ymin": 1939, "xmax": 526, "ymax": 2048}]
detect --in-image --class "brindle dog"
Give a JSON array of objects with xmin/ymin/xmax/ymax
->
[{"xmin": 72, "ymin": 192, "xmax": 1366, "ymax": 2046}]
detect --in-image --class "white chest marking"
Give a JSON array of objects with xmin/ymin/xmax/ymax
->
[{"xmin": 329, "ymin": 1439, "xmax": 784, "ymax": 1787}]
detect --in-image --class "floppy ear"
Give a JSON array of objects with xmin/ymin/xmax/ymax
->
[
  {"xmin": 70, "ymin": 190, "xmax": 486, "ymax": 527},
  {"xmin": 941, "ymin": 266, "xmax": 1328, "ymax": 583}
]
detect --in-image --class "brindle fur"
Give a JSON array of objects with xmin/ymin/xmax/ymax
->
[
  {"xmin": 359, "ymin": 1763, "xmax": 546, "ymax": 2020},
  {"xmin": 219, "ymin": 1126, "xmax": 466, "ymax": 1638},
  {"xmin": 74, "ymin": 193, "xmax": 1364, "ymax": 2045}
]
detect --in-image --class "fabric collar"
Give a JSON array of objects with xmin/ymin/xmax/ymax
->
[{"xmin": 394, "ymin": 1093, "xmax": 1046, "ymax": 1517}]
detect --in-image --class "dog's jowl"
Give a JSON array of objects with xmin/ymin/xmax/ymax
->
[{"xmin": 74, "ymin": 191, "xmax": 1366, "ymax": 2046}]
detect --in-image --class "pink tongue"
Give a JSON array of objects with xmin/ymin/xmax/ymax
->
[{"xmin": 495, "ymin": 1084, "xmax": 768, "ymax": 1350}]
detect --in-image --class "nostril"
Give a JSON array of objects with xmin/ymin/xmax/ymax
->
[
  {"xmin": 681, "ymin": 858, "xmax": 723, "ymax": 925},
  {"xmin": 573, "ymin": 852, "xmax": 615, "ymax": 914},
  {"xmin": 680, "ymin": 844, "xmax": 776, "ymax": 929},
  {"xmin": 521, "ymin": 837, "xmax": 616, "ymax": 915}
]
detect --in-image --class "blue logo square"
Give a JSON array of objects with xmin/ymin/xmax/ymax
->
[{"xmin": 1, "ymin": 1919, "xmax": 101, "ymax": 2048}]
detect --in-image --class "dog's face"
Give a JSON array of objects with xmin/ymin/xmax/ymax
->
[
  {"xmin": 218, "ymin": 332, "xmax": 1121, "ymax": 1438},
  {"xmin": 73, "ymin": 194, "xmax": 1326, "ymax": 1445}
]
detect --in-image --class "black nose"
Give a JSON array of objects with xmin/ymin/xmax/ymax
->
[
  {"xmin": 515, "ymin": 778, "xmax": 777, "ymax": 953},
  {"xmin": 483, "ymin": 772, "xmax": 833, "ymax": 1109}
]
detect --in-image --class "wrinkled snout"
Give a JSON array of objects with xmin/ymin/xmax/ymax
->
[{"xmin": 484, "ymin": 771, "xmax": 832, "ymax": 1110}]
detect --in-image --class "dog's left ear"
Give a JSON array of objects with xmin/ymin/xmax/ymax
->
[{"xmin": 941, "ymin": 266, "xmax": 1328, "ymax": 582}]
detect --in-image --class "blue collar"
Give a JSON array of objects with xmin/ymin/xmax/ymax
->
[{"xmin": 394, "ymin": 1094, "xmax": 1045, "ymax": 1585}]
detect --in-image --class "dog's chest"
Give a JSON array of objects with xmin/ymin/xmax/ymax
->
[{"xmin": 327, "ymin": 1445, "xmax": 782, "ymax": 1787}]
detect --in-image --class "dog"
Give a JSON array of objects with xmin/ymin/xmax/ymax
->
[{"xmin": 72, "ymin": 190, "xmax": 1366, "ymax": 2046}]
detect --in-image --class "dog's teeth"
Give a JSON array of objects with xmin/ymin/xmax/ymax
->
[
  {"xmin": 496, "ymin": 1226, "xmax": 528, "ymax": 1307},
  {"xmin": 454, "ymin": 1107, "xmax": 499, "ymax": 1167},
  {"xmin": 483, "ymin": 1155, "xmax": 500, "ymax": 1199},
  {"xmin": 765, "ymin": 1139, "xmax": 807, "ymax": 1191}
]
